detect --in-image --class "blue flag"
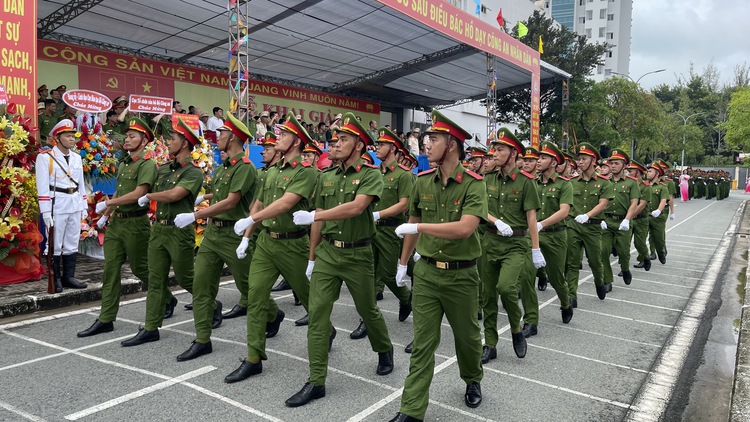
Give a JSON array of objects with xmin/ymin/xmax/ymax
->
[{"xmin": 474, "ymin": 0, "xmax": 481, "ymax": 15}]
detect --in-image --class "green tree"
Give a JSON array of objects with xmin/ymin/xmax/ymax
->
[{"xmin": 725, "ymin": 87, "xmax": 750, "ymax": 151}]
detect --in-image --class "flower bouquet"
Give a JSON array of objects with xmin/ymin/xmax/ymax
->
[
  {"xmin": 74, "ymin": 130, "xmax": 118, "ymax": 185},
  {"xmin": 192, "ymin": 136, "xmax": 215, "ymax": 248},
  {"xmin": 78, "ymin": 191, "xmax": 109, "ymax": 259}
]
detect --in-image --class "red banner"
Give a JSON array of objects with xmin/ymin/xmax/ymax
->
[
  {"xmin": 62, "ymin": 89, "xmax": 112, "ymax": 113},
  {"xmin": 172, "ymin": 113, "xmax": 200, "ymax": 132},
  {"xmin": 129, "ymin": 94, "xmax": 173, "ymax": 114},
  {"xmin": 530, "ymin": 72, "xmax": 541, "ymax": 149},
  {"xmin": 0, "ymin": 0, "xmax": 37, "ymax": 126}
]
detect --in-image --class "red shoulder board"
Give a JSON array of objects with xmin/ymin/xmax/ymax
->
[
  {"xmin": 418, "ymin": 168, "xmax": 437, "ymax": 177},
  {"xmin": 599, "ymin": 174, "xmax": 610, "ymax": 180},
  {"xmin": 300, "ymin": 161, "xmax": 311, "ymax": 167},
  {"xmin": 559, "ymin": 176, "xmax": 570, "ymax": 181},
  {"xmin": 242, "ymin": 157, "xmax": 251, "ymax": 164},
  {"xmin": 398, "ymin": 164, "xmax": 411, "ymax": 171},
  {"xmin": 466, "ymin": 170, "xmax": 483, "ymax": 180},
  {"xmin": 520, "ymin": 170, "xmax": 534, "ymax": 179},
  {"xmin": 363, "ymin": 163, "xmax": 378, "ymax": 168}
]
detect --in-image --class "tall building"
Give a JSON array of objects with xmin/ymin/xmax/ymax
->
[{"xmin": 544, "ymin": 0, "xmax": 632, "ymax": 81}]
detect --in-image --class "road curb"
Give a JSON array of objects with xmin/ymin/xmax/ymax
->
[{"xmin": 731, "ymin": 209, "xmax": 750, "ymax": 421}]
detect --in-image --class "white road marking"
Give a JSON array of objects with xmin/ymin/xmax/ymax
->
[
  {"xmin": 499, "ymin": 339, "xmax": 649, "ymax": 373},
  {"xmin": 0, "ymin": 400, "xmax": 48, "ymax": 422},
  {"xmin": 575, "ymin": 309, "xmax": 674, "ymax": 328},
  {"xmin": 670, "ymin": 233, "xmax": 722, "ymax": 241},
  {"xmin": 630, "ymin": 278, "xmax": 695, "ymax": 289},
  {"xmin": 556, "ymin": 325, "xmax": 661, "ymax": 348},
  {"xmin": 613, "ymin": 285, "xmax": 691, "ymax": 299},
  {"xmin": 578, "ymin": 294, "xmax": 683, "ymax": 312}
]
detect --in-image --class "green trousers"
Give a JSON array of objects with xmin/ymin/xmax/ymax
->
[
  {"xmin": 399, "ymin": 260, "xmax": 483, "ymax": 420},
  {"xmin": 372, "ymin": 226, "xmax": 410, "ymax": 304},
  {"xmin": 99, "ymin": 216, "xmax": 150, "ymax": 323},
  {"xmin": 192, "ymin": 224, "xmax": 252, "ymax": 342},
  {"xmin": 538, "ymin": 229, "xmax": 570, "ymax": 309},
  {"xmin": 601, "ymin": 218, "xmax": 632, "ymax": 283},
  {"xmin": 307, "ymin": 240, "xmax": 392, "ymax": 385},
  {"xmin": 648, "ymin": 215, "xmax": 667, "ymax": 258},
  {"xmin": 144, "ymin": 224, "xmax": 195, "ymax": 331},
  {"xmin": 520, "ymin": 254, "xmax": 538, "ymax": 326},
  {"xmin": 246, "ymin": 230, "xmax": 310, "ymax": 361},
  {"xmin": 565, "ymin": 222, "xmax": 605, "ymax": 301},
  {"xmin": 631, "ymin": 217, "xmax": 650, "ymax": 262}
]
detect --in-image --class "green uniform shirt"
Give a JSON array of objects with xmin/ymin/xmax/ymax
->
[
  {"xmin": 536, "ymin": 173, "xmax": 573, "ymax": 229},
  {"xmin": 664, "ymin": 179, "xmax": 677, "ymax": 197},
  {"xmin": 374, "ymin": 160, "xmax": 415, "ymax": 224},
  {"xmin": 486, "ymin": 167, "xmax": 540, "ymax": 229},
  {"xmin": 103, "ymin": 121, "xmax": 128, "ymax": 136},
  {"xmin": 260, "ymin": 155, "xmax": 317, "ymax": 233},
  {"xmin": 210, "ymin": 152, "xmax": 257, "ymax": 221},
  {"xmin": 113, "ymin": 151, "xmax": 157, "ymax": 214},
  {"xmin": 410, "ymin": 165, "xmax": 487, "ymax": 261},
  {"xmin": 604, "ymin": 174, "xmax": 640, "ymax": 217},
  {"xmin": 38, "ymin": 113, "xmax": 57, "ymax": 141},
  {"xmin": 644, "ymin": 181, "xmax": 669, "ymax": 213},
  {"xmin": 569, "ymin": 173, "xmax": 614, "ymax": 217},
  {"xmin": 315, "ymin": 158, "xmax": 382, "ymax": 241},
  {"xmin": 153, "ymin": 156, "xmax": 204, "ymax": 220}
]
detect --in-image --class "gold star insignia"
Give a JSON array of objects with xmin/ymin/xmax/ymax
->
[{"xmin": 142, "ymin": 82, "xmax": 152, "ymax": 93}]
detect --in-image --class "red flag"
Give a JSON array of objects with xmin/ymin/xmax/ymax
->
[{"xmin": 496, "ymin": 8, "xmax": 504, "ymax": 28}]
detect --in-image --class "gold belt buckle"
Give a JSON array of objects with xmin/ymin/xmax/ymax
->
[
  {"xmin": 435, "ymin": 261, "xmax": 449, "ymax": 270},
  {"xmin": 67, "ymin": 188, "xmax": 76, "ymax": 194},
  {"xmin": 269, "ymin": 231, "xmax": 280, "ymax": 239},
  {"xmin": 333, "ymin": 240, "xmax": 345, "ymax": 248}
]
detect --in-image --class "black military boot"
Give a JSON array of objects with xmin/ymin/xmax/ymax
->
[
  {"xmin": 52, "ymin": 256, "xmax": 63, "ymax": 293},
  {"xmin": 61, "ymin": 254, "xmax": 87, "ymax": 289}
]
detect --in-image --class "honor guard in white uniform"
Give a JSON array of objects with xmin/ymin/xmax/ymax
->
[{"xmin": 36, "ymin": 119, "xmax": 88, "ymax": 292}]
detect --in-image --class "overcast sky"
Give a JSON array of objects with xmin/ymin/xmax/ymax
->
[{"xmin": 629, "ymin": 0, "xmax": 749, "ymax": 90}]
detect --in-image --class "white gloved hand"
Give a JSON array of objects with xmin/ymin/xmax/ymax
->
[
  {"xmin": 372, "ymin": 211, "xmax": 380, "ymax": 222},
  {"xmin": 413, "ymin": 251, "xmax": 421, "ymax": 262},
  {"xmin": 234, "ymin": 216, "xmax": 255, "ymax": 236},
  {"xmin": 494, "ymin": 219, "xmax": 513, "ymax": 237},
  {"xmin": 81, "ymin": 209, "xmax": 88, "ymax": 220},
  {"xmin": 669, "ymin": 213, "xmax": 675, "ymax": 221},
  {"xmin": 194, "ymin": 195, "xmax": 205, "ymax": 206},
  {"xmin": 575, "ymin": 214, "xmax": 589, "ymax": 224},
  {"xmin": 619, "ymin": 219, "xmax": 630, "ymax": 231},
  {"xmin": 236, "ymin": 237, "xmax": 250, "ymax": 259},
  {"xmin": 43, "ymin": 212, "xmax": 54, "ymax": 228},
  {"xmin": 536, "ymin": 222, "xmax": 543, "ymax": 232},
  {"xmin": 532, "ymin": 248, "xmax": 546, "ymax": 269},
  {"xmin": 395, "ymin": 223, "xmax": 419, "ymax": 238},
  {"xmin": 600, "ymin": 221, "xmax": 607, "ymax": 230},
  {"xmin": 137, "ymin": 195, "xmax": 149, "ymax": 207},
  {"xmin": 293, "ymin": 210, "xmax": 316, "ymax": 226},
  {"xmin": 651, "ymin": 209, "xmax": 662, "ymax": 218},
  {"xmin": 395, "ymin": 264, "xmax": 408, "ymax": 287},
  {"xmin": 174, "ymin": 212, "xmax": 196, "ymax": 228},
  {"xmin": 96, "ymin": 215, "xmax": 108, "ymax": 229},
  {"xmin": 305, "ymin": 260, "xmax": 315, "ymax": 280},
  {"xmin": 95, "ymin": 201, "xmax": 108, "ymax": 214}
]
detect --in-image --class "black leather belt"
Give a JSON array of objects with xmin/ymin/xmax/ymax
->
[
  {"xmin": 423, "ymin": 256, "xmax": 477, "ymax": 270},
  {"xmin": 50, "ymin": 186, "xmax": 77, "ymax": 194},
  {"xmin": 208, "ymin": 219, "xmax": 238, "ymax": 228},
  {"xmin": 157, "ymin": 219, "xmax": 175, "ymax": 226},
  {"xmin": 634, "ymin": 214, "xmax": 648, "ymax": 220},
  {"xmin": 540, "ymin": 226, "xmax": 567, "ymax": 233},
  {"xmin": 584, "ymin": 218, "xmax": 604, "ymax": 224},
  {"xmin": 375, "ymin": 218, "xmax": 402, "ymax": 227},
  {"xmin": 605, "ymin": 214, "xmax": 626, "ymax": 221},
  {"xmin": 266, "ymin": 228, "xmax": 307, "ymax": 239},
  {"xmin": 487, "ymin": 226, "xmax": 528, "ymax": 237},
  {"xmin": 114, "ymin": 209, "xmax": 148, "ymax": 219},
  {"xmin": 324, "ymin": 235, "xmax": 372, "ymax": 249}
]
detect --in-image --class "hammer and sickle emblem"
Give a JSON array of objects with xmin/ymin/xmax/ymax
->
[{"xmin": 106, "ymin": 77, "xmax": 119, "ymax": 89}]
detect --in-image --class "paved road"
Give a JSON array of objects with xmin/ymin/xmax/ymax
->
[{"xmin": 0, "ymin": 192, "xmax": 745, "ymax": 422}]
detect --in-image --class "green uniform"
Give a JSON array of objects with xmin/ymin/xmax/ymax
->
[
  {"xmin": 536, "ymin": 173, "xmax": 573, "ymax": 309},
  {"xmin": 98, "ymin": 151, "xmax": 157, "ymax": 323},
  {"xmin": 482, "ymin": 167, "xmax": 540, "ymax": 338},
  {"xmin": 645, "ymin": 181, "xmax": 669, "ymax": 258},
  {"xmin": 631, "ymin": 178, "xmax": 651, "ymax": 263},
  {"xmin": 307, "ymin": 158, "xmax": 391, "ymax": 385},
  {"xmin": 373, "ymin": 160, "xmax": 414, "ymax": 305},
  {"xmin": 246, "ymin": 156, "xmax": 317, "ymax": 362},
  {"xmin": 706, "ymin": 177, "xmax": 716, "ymax": 199},
  {"xmin": 399, "ymin": 165, "xmax": 486, "ymax": 420},
  {"xmin": 565, "ymin": 174, "xmax": 614, "ymax": 301},
  {"xmin": 144, "ymin": 156, "xmax": 203, "ymax": 331},
  {"xmin": 192, "ymin": 152, "xmax": 257, "ymax": 343},
  {"xmin": 38, "ymin": 113, "xmax": 57, "ymax": 146},
  {"xmin": 601, "ymin": 175, "xmax": 640, "ymax": 283},
  {"xmin": 103, "ymin": 120, "xmax": 128, "ymax": 136}
]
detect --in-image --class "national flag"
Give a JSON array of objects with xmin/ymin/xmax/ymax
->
[
  {"xmin": 538, "ymin": 35, "xmax": 544, "ymax": 54},
  {"xmin": 496, "ymin": 8, "xmax": 504, "ymax": 27},
  {"xmin": 518, "ymin": 21, "xmax": 529, "ymax": 38},
  {"xmin": 474, "ymin": 0, "xmax": 481, "ymax": 15}
]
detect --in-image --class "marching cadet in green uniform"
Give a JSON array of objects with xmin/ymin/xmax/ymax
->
[
  {"xmin": 172, "ymin": 113, "xmax": 257, "ymax": 361},
  {"xmin": 649, "ymin": 161, "xmax": 675, "ymax": 259},
  {"xmin": 600, "ymin": 149, "xmax": 640, "ymax": 291},
  {"xmin": 286, "ymin": 112, "xmax": 394, "ymax": 408},
  {"xmin": 119, "ymin": 118, "xmax": 204, "ymax": 346},
  {"xmin": 695, "ymin": 172, "xmax": 705, "ymax": 198},
  {"xmin": 518, "ymin": 146, "xmax": 542, "ymax": 337},
  {"xmin": 706, "ymin": 173, "xmax": 716, "ymax": 199},
  {"xmin": 302, "ymin": 140, "xmax": 323, "ymax": 168},
  {"xmin": 558, "ymin": 151, "xmax": 577, "ymax": 178},
  {"xmin": 467, "ymin": 147, "xmax": 486, "ymax": 174},
  {"xmin": 535, "ymin": 142, "xmax": 574, "ymax": 323},
  {"xmin": 480, "ymin": 128, "xmax": 544, "ymax": 362},
  {"xmin": 565, "ymin": 143, "xmax": 614, "ymax": 308},
  {"xmin": 390, "ymin": 110, "xmax": 487, "ymax": 422},
  {"xmin": 224, "ymin": 114, "xmax": 317, "ymax": 382},
  {"xmin": 644, "ymin": 163, "xmax": 669, "ymax": 264},
  {"xmin": 628, "ymin": 161, "xmax": 652, "ymax": 271},
  {"xmin": 38, "ymin": 100, "xmax": 58, "ymax": 146},
  {"xmin": 78, "ymin": 118, "xmax": 157, "ymax": 337}
]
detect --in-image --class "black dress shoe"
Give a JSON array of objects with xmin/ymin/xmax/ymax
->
[
  {"xmin": 223, "ymin": 305, "xmax": 247, "ymax": 319},
  {"xmin": 537, "ymin": 276, "xmax": 548, "ymax": 291},
  {"xmin": 464, "ymin": 381, "xmax": 482, "ymax": 408},
  {"xmin": 224, "ymin": 359, "xmax": 262, "ymax": 383},
  {"xmin": 622, "ymin": 270, "xmax": 632, "ymax": 285},
  {"xmin": 329, "ymin": 327, "xmax": 336, "ymax": 351},
  {"xmin": 294, "ymin": 291, "xmax": 302, "ymax": 306},
  {"xmin": 644, "ymin": 259, "xmax": 651, "ymax": 271},
  {"xmin": 481, "ymin": 345, "xmax": 496, "ymax": 364},
  {"xmin": 512, "ymin": 332, "xmax": 527, "ymax": 358},
  {"xmin": 184, "ymin": 302, "xmax": 193, "ymax": 310},
  {"xmin": 634, "ymin": 261, "xmax": 646, "ymax": 268},
  {"xmin": 611, "ymin": 247, "xmax": 618, "ymax": 257},
  {"xmin": 295, "ymin": 313, "xmax": 308, "ymax": 326},
  {"xmin": 596, "ymin": 284, "xmax": 607, "ymax": 300},
  {"xmin": 649, "ymin": 252, "xmax": 657, "ymax": 260},
  {"xmin": 617, "ymin": 270, "xmax": 623, "ymax": 277},
  {"xmin": 389, "ymin": 412, "xmax": 423, "ymax": 422},
  {"xmin": 265, "ymin": 310, "xmax": 285, "ymax": 338},
  {"xmin": 522, "ymin": 323, "xmax": 537, "ymax": 338},
  {"xmin": 404, "ymin": 340, "xmax": 413, "ymax": 354},
  {"xmin": 398, "ymin": 300, "xmax": 412, "ymax": 322},
  {"xmin": 77, "ymin": 319, "xmax": 113, "ymax": 337},
  {"xmin": 376, "ymin": 346, "xmax": 394, "ymax": 375},
  {"xmin": 561, "ymin": 306, "xmax": 573, "ymax": 324},
  {"xmin": 571, "ymin": 298, "xmax": 578, "ymax": 308},
  {"xmin": 605, "ymin": 283, "xmax": 613, "ymax": 293},
  {"xmin": 285, "ymin": 383, "xmax": 325, "ymax": 407},
  {"xmin": 376, "ymin": 291, "xmax": 384, "ymax": 301},
  {"xmin": 164, "ymin": 296, "xmax": 178, "ymax": 319},
  {"xmin": 177, "ymin": 340, "xmax": 212, "ymax": 361},
  {"xmin": 212, "ymin": 301, "xmax": 223, "ymax": 329},
  {"xmin": 350, "ymin": 320, "xmax": 367, "ymax": 339},
  {"xmin": 121, "ymin": 327, "xmax": 159, "ymax": 347},
  {"xmin": 658, "ymin": 254, "xmax": 666, "ymax": 264},
  {"xmin": 272, "ymin": 279, "xmax": 292, "ymax": 292}
]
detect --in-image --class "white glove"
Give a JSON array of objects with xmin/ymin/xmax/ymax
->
[
  {"xmin": 531, "ymin": 248, "xmax": 546, "ymax": 269},
  {"xmin": 395, "ymin": 264, "xmax": 408, "ymax": 287},
  {"xmin": 174, "ymin": 212, "xmax": 196, "ymax": 228},
  {"xmin": 234, "ymin": 216, "xmax": 255, "ymax": 236},
  {"xmin": 96, "ymin": 215, "xmax": 108, "ymax": 229},
  {"xmin": 80, "ymin": 209, "xmax": 88, "ymax": 220},
  {"xmin": 536, "ymin": 222, "xmax": 543, "ymax": 232},
  {"xmin": 194, "ymin": 195, "xmax": 205, "ymax": 206},
  {"xmin": 669, "ymin": 213, "xmax": 675, "ymax": 221},
  {"xmin": 600, "ymin": 221, "xmax": 607, "ymax": 230},
  {"xmin": 575, "ymin": 214, "xmax": 589, "ymax": 224},
  {"xmin": 395, "ymin": 223, "xmax": 419, "ymax": 238},
  {"xmin": 236, "ymin": 237, "xmax": 250, "ymax": 259},
  {"xmin": 372, "ymin": 211, "xmax": 380, "ymax": 222},
  {"xmin": 137, "ymin": 195, "xmax": 149, "ymax": 207},
  {"xmin": 494, "ymin": 219, "xmax": 513, "ymax": 237},
  {"xmin": 305, "ymin": 260, "xmax": 315, "ymax": 280},
  {"xmin": 413, "ymin": 251, "xmax": 421, "ymax": 262},
  {"xmin": 619, "ymin": 219, "xmax": 630, "ymax": 231},
  {"xmin": 293, "ymin": 210, "xmax": 316, "ymax": 226},
  {"xmin": 43, "ymin": 212, "xmax": 54, "ymax": 228},
  {"xmin": 651, "ymin": 209, "xmax": 661, "ymax": 218},
  {"xmin": 95, "ymin": 201, "xmax": 108, "ymax": 214}
]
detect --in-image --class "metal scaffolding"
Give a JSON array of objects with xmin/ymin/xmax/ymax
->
[
  {"xmin": 486, "ymin": 53, "xmax": 498, "ymax": 148},
  {"xmin": 228, "ymin": 0, "xmax": 252, "ymax": 129}
]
